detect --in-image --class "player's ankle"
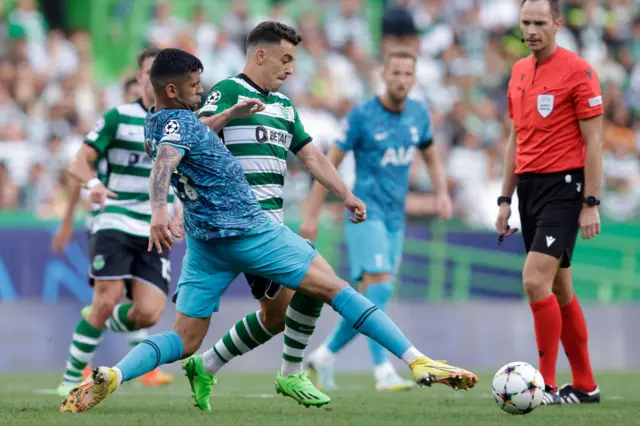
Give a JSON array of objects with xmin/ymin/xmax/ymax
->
[
  {"xmin": 310, "ymin": 345, "xmax": 335, "ymax": 365},
  {"xmin": 401, "ymin": 347, "xmax": 425, "ymax": 364},
  {"xmin": 113, "ymin": 367, "xmax": 123, "ymax": 386}
]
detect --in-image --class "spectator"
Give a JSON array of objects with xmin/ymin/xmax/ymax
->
[{"xmin": 0, "ymin": 161, "xmax": 19, "ymax": 211}]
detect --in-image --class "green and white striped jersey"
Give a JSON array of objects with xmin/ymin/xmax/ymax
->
[
  {"xmin": 197, "ymin": 74, "xmax": 312, "ymax": 223},
  {"xmin": 84, "ymin": 100, "xmax": 174, "ymax": 237}
]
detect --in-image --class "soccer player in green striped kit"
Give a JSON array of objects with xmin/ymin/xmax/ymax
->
[
  {"xmin": 54, "ymin": 48, "xmax": 180, "ymax": 396},
  {"xmin": 182, "ymin": 21, "xmax": 354, "ymax": 409}
]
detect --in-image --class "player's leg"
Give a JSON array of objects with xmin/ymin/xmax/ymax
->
[
  {"xmin": 239, "ymin": 222, "xmax": 477, "ymax": 390},
  {"xmin": 60, "ymin": 235, "xmax": 237, "ymax": 413},
  {"xmin": 57, "ymin": 230, "xmax": 131, "ymax": 396},
  {"xmin": 200, "ymin": 275, "xmax": 287, "ymax": 377},
  {"xmin": 308, "ymin": 219, "xmax": 389, "ymax": 390},
  {"xmin": 552, "ymin": 267, "xmax": 600, "ymax": 404}
]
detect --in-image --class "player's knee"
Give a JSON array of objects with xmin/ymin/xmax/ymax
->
[
  {"xmin": 129, "ymin": 304, "xmax": 164, "ymax": 329},
  {"xmin": 259, "ymin": 308, "xmax": 285, "ymax": 334},
  {"xmin": 90, "ymin": 282, "xmax": 122, "ymax": 325},
  {"xmin": 552, "ymin": 268, "xmax": 574, "ymax": 306}
]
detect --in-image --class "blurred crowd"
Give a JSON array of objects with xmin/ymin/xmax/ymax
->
[{"xmin": 0, "ymin": 0, "xmax": 639, "ymax": 227}]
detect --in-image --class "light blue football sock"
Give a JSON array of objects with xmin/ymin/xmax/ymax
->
[
  {"xmin": 325, "ymin": 316, "xmax": 359, "ymax": 354},
  {"xmin": 331, "ymin": 286, "xmax": 411, "ymax": 359},
  {"xmin": 115, "ymin": 331, "xmax": 184, "ymax": 383},
  {"xmin": 364, "ymin": 280, "xmax": 394, "ymax": 366}
]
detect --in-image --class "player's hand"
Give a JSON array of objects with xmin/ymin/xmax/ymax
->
[
  {"xmin": 89, "ymin": 183, "xmax": 118, "ymax": 211},
  {"xmin": 229, "ymin": 98, "xmax": 266, "ymax": 120},
  {"xmin": 148, "ymin": 206, "xmax": 180, "ymax": 253},
  {"xmin": 435, "ymin": 192, "xmax": 453, "ymax": 220},
  {"xmin": 300, "ymin": 214, "xmax": 319, "ymax": 241},
  {"xmin": 344, "ymin": 195, "xmax": 366, "ymax": 224},
  {"xmin": 495, "ymin": 204, "xmax": 517, "ymax": 238},
  {"xmin": 171, "ymin": 214, "xmax": 185, "ymax": 241},
  {"xmin": 579, "ymin": 206, "xmax": 600, "ymax": 240},
  {"xmin": 51, "ymin": 222, "xmax": 73, "ymax": 254}
]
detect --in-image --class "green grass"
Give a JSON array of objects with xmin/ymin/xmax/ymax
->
[{"xmin": 0, "ymin": 372, "xmax": 638, "ymax": 426}]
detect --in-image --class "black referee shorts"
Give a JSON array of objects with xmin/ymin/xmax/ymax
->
[{"xmin": 516, "ymin": 168, "xmax": 584, "ymax": 268}]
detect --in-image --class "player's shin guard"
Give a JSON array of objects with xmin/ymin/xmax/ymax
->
[
  {"xmin": 530, "ymin": 294, "xmax": 562, "ymax": 391},
  {"xmin": 202, "ymin": 311, "xmax": 273, "ymax": 375},
  {"xmin": 560, "ymin": 296, "xmax": 596, "ymax": 392},
  {"xmin": 114, "ymin": 331, "xmax": 183, "ymax": 383},
  {"xmin": 281, "ymin": 292, "xmax": 323, "ymax": 376},
  {"xmin": 61, "ymin": 316, "xmax": 104, "ymax": 386},
  {"xmin": 331, "ymin": 286, "xmax": 418, "ymax": 361},
  {"xmin": 364, "ymin": 281, "xmax": 394, "ymax": 367}
]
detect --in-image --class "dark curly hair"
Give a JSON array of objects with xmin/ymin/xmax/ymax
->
[{"xmin": 246, "ymin": 21, "xmax": 302, "ymax": 49}]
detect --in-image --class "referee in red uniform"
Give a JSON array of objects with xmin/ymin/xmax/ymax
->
[{"xmin": 496, "ymin": 0, "xmax": 602, "ymax": 405}]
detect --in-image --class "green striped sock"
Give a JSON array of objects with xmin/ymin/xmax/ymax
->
[
  {"xmin": 104, "ymin": 303, "xmax": 137, "ymax": 332},
  {"xmin": 61, "ymin": 315, "xmax": 103, "ymax": 386},
  {"xmin": 124, "ymin": 329, "xmax": 149, "ymax": 348},
  {"xmin": 281, "ymin": 293, "xmax": 324, "ymax": 376},
  {"xmin": 202, "ymin": 311, "xmax": 273, "ymax": 374}
]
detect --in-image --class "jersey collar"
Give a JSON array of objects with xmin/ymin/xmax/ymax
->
[{"xmin": 238, "ymin": 73, "xmax": 269, "ymax": 97}]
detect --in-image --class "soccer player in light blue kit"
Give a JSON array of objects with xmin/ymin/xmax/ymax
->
[
  {"xmin": 59, "ymin": 48, "xmax": 475, "ymax": 414},
  {"xmin": 303, "ymin": 47, "xmax": 454, "ymax": 392}
]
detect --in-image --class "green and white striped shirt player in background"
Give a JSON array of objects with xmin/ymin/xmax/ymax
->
[
  {"xmin": 53, "ymin": 49, "xmax": 181, "ymax": 397},
  {"xmin": 182, "ymin": 21, "xmax": 361, "ymax": 410}
]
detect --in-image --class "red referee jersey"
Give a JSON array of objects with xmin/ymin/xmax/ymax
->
[{"xmin": 507, "ymin": 47, "xmax": 604, "ymax": 174}]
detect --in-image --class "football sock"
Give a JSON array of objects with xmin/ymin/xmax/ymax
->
[
  {"xmin": 560, "ymin": 296, "xmax": 597, "ymax": 392},
  {"xmin": 124, "ymin": 329, "xmax": 149, "ymax": 348},
  {"xmin": 364, "ymin": 281, "xmax": 394, "ymax": 367},
  {"xmin": 202, "ymin": 311, "xmax": 273, "ymax": 375},
  {"xmin": 104, "ymin": 303, "xmax": 137, "ymax": 332},
  {"xmin": 331, "ymin": 286, "xmax": 421, "ymax": 362},
  {"xmin": 61, "ymin": 315, "xmax": 103, "ymax": 386},
  {"xmin": 115, "ymin": 331, "xmax": 183, "ymax": 383},
  {"xmin": 324, "ymin": 317, "xmax": 358, "ymax": 354},
  {"xmin": 530, "ymin": 294, "xmax": 562, "ymax": 390},
  {"xmin": 280, "ymin": 292, "xmax": 324, "ymax": 377}
]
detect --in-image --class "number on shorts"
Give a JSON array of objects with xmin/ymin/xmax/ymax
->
[{"xmin": 160, "ymin": 258, "xmax": 171, "ymax": 282}]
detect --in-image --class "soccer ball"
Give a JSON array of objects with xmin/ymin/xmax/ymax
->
[{"xmin": 492, "ymin": 362, "xmax": 545, "ymax": 415}]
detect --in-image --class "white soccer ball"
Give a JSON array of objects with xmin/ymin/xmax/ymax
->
[{"xmin": 492, "ymin": 362, "xmax": 545, "ymax": 415}]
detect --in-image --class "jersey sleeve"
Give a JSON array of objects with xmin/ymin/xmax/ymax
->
[
  {"xmin": 570, "ymin": 64, "xmax": 603, "ymax": 120},
  {"xmin": 417, "ymin": 103, "xmax": 434, "ymax": 150},
  {"xmin": 507, "ymin": 85, "xmax": 514, "ymax": 120},
  {"xmin": 197, "ymin": 80, "xmax": 238, "ymax": 118},
  {"xmin": 334, "ymin": 107, "xmax": 361, "ymax": 153},
  {"xmin": 84, "ymin": 108, "xmax": 119, "ymax": 154},
  {"xmin": 289, "ymin": 107, "xmax": 313, "ymax": 154},
  {"xmin": 157, "ymin": 111, "xmax": 201, "ymax": 155}
]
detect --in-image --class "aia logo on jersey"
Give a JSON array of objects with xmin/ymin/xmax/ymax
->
[{"xmin": 380, "ymin": 146, "xmax": 415, "ymax": 167}]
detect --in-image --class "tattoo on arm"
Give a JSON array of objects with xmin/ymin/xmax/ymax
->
[{"xmin": 150, "ymin": 145, "xmax": 183, "ymax": 210}]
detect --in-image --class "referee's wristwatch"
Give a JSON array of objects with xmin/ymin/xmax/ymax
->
[
  {"xmin": 583, "ymin": 195, "xmax": 600, "ymax": 207},
  {"xmin": 497, "ymin": 196, "xmax": 512, "ymax": 206}
]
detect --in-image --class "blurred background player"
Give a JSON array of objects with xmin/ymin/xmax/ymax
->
[
  {"xmin": 496, "ymin": 0, "xmax": 602, "ymax": 405},
  {"xmin": 54, "ymin": 48, "xmax": 180, "ymax": 396},
  {"xmin": 302, "ymin": 47, "xmax": 453, "ymax": 391}
]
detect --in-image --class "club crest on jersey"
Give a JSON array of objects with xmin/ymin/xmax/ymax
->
[
  {"xmin": 164, "ymin": 120, "xmax": 180, "ymax": 135},
  {"xmin": 537, "ymin": 94, "xmax": 554, "ymax": 118},
  {"xmin": 206, "ymin": 90, "xmax": 221, "ymax": 105}
]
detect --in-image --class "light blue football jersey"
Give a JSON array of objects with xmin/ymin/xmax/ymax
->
[
  {"xmin": 144, "ymin": 107, "xmax": 269, "ymax": 240},
  {"xmin": 335, "ymin": 97, "xmax": 433, "ymax": 230}
]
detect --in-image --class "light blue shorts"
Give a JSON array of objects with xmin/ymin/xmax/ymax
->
[
  {"xmin": 344, "ymin": 218, "xmax": 404, "ymax": 282},
  {"xmin": 175, "ymin": 221, "xmax": 317, "ymax": 318}
]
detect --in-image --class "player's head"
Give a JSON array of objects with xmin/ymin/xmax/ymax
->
[
  {"xmin": 245, "ymin": 21, "xmax": 302, "ymax": 91},
  {"xmin": 150, "ymin": 48, "xmax": 204, "ymax": 111},
  {"xmin": 137, "ymin": 48, "xmax": 161, "ymax": 103},
  {"xmin": 382, "ymin": 47, "xmax": 416, "ymax": 104},
  {"xmin": 520, "ymin": 0, "xmax": 562, "ymax": 53},
  {"xmin": 123, "ymin": 76, "xmax": 140, "ymax": 103},
  {"xmin": 381, "ymin": 8, "xmax": 420, "ymax": 58}
]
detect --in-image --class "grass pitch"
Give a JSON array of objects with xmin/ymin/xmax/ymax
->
[{"xmin": 0, "ymin": 372, "xmax": 637, "ymax": 426}]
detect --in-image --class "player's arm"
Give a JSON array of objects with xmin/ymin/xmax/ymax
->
[
  {"xmin": 69, "ymin": 110, "xmax": 118, "ymax": 210},
  {"xmin": 500, "ymin": 121, "xmax": 518, "ymax": 199},
  {"xmin": 417, "ymin": 107, "xmax": 452, "ymax": 220},
  {"xmin": 149, "ymin": 144, "xmax": 183, "ymax": 252},
  {"xmin": 572, "ymin": 65, "xmax": 605, "ymax": 239},
  {"xmin": 197, "ymin": 84, "xmax": 264, "ymax": 133},
  {"xmin": 51, "ymin": 179, "xmax": 83, "ymax": 253},
  {"xmin": 296, "ymin": 143, "xmax": 351, "ymax": 202}
]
